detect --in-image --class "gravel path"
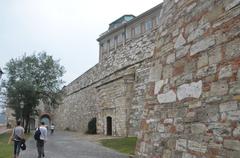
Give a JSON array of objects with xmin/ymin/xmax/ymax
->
[{"xmin": 20, "ymin": 131, "xmax": 129, "ymax": 158}]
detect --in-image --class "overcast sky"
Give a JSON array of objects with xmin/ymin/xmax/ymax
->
[{"xmin": 0, "ymin": 0, "xmax": 163, "ymax": 86}]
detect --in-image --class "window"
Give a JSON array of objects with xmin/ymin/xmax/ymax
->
[
  {"xmin": 110, "ymin": 38, "xmax": 114, "ymax": 49},
  {"xmin": 141, "ymin": 22, "xmax": 145, "ymax": 34},
  {"xmin": 152, "ymin": 16, "xmax": 157, "ymax": 28},
  {"xmin": 118, "ymin": 33, "xmax": 123, "ymax": 45},
  {"xmin": 131, "ymin": 28, "xmax": 135, "ymax": 38},
  {"xmin": 114, "ymin": 36, "xmax": 118, "ymax": 49},
  {"xmin": 135, "ymin": 25, "xmax": 141, "ymax": 36},
  {"xmin": 145, "ymin": 19, "xmax": 152, "ymax": 31}
]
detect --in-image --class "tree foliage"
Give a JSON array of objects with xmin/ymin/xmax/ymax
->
[{"xmin": 1, "ymin": 52, "xmax": 65, "ymax": 131}]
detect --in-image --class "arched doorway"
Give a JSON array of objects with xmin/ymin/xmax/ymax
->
[
  {"xmin": 106, "ymin": 116, "xmax": 112, "ymax": 136},
  {"xmin": 40, "ymin": 114, "xmax": 51, "ymax": 129},
  {"xmin": 87, "ymin": 117, "xmax": 97, "ymax": 134}
]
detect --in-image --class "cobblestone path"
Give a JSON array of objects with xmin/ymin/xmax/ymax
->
[{"xmin": 20, "ymin": 131, "xmax": 129, "ymax": 158}]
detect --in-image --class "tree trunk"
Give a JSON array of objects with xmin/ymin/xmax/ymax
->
[{"xmin": 24, "ymin": 115, "xmax": 30, "ymax": 133}]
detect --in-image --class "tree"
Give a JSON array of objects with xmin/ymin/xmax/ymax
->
[{"xmin": 1, "ymin": 52, "xmax": 65, "ymax": 132}]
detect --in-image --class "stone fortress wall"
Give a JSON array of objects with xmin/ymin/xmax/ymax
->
[
  {"xmin": 135, "ymin": 0, "xmax": 240, "ymax": 157},
  {"xmin": 53, "ymin": 0, "xmax": 240, "ymax": 157},
  {"xmin": 54, "ymin": 3, "xmax": 162, "ymax": 136}
]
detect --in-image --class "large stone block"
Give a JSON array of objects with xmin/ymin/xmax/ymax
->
[
  {"xmin": 162, "ymin": 65, "xmax": 173, "ymax": 79},
  {"xmin": 188, "ymin": 140, "xmax": 207, "ymax": 153},
  {"xmin": 177, "ymin": 80, "xmax": 202, "ymax": 100},
  {"xmin": 210, "ymin": 81, "xmax": 228, "ymax": 96},
  {"xmin": 190, "ymin": 37, "xmax": 215, "ymax": 56},
  {"xmin": 149, "ymin": 62, "xmax": 163, "ymax": 82},
  {"xmin": 176, "ymin": 45, "xmax": 190, "ymax": 59},
  {"xmin": 191, "ymin": 123, "xmax": 207, "ymax": 134},
  {"xmin": 219, "ymin": 65, "xmax": 232, "ymax": 79},
  {"xmin": 197, "ymin": 53, "xmax": 208, "ymax": 68},
  {"xmin": 225, "ymin": 38, "xmax": 240, "ymax": 60},
  {"xmin": 209, "ymin": 46, "xmax": 222, "ymax": 65},
  {"xmin": 154, "ymin": 79, "xmax": 168, "ymax": 95},
  {"xmin": 176, "ymin": 139, "xmax": 187, "ymax": 152},
  {"xmin": 174, "ymin": 33, "xmax": 186, "ymax": 49},
  {"xmin": 157, "ymin": 90, "xmax": 177, "ymax": 103},
  {"xmin": 219, "ymin": 101, "xmax": 238, "ymax": 112},
  {"xmin": 224, "ymin": 139, "xmax": 240, "ymax": 151},
  {"xmin": 196, "ymin": 64, "xmax": 217, "ymax": 78},
  {"xmin": 224, "ymin": 0, "xmax": 240, "ymax": 11}
]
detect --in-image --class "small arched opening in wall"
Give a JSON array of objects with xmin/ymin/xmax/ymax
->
[
  {"xmin": 86, "ymin": 117, "xmax": 97, "ymax": 134},
  {"xmin": 39, "ymin": 113, "xmax": 51, "ymax": 129},
  {"xmin": 106, "ymin": 116, "xmax": 112, "ymax": 136}
]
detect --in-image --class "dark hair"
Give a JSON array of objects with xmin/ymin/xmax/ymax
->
[
  {"xmin": 41, "ymin": 122, "xmax": 45, "ymax": 125},
  {"xmin": 17, "ymin": 120, "xmax": 21, "ymax": 126}
]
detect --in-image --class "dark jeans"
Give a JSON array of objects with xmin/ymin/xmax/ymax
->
[
  {"xmin": 36, "ymin": 140, "xmax": 45, "ymax": 158},
  {"xmin": 14, "ymin": 140, "xmax": 21, "ymax": 156}
]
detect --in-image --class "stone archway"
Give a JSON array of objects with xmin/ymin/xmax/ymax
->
[
  {"xmin": 39, "ymin": 113, "xmax": 51, "ymax": 129},
  {"xmin": 106, "ymin": 116, "xmax": 112, "ymax": 136},
  {"xmin": 87, "ymin": 117, "xmax": 97, "ymax": 134}
]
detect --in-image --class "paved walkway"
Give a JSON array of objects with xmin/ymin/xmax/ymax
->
[{"xmin": 20, "ymin": 131, "xmax": 129, "ymax": 158}]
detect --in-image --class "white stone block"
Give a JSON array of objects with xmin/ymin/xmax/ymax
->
[
  {"xmin": 157, "ymin": 90, "xmax": 176, "ymax": 103},
  {"xmin": 177, "ymin": 80, "xmax": 202, "ymax": 100}
]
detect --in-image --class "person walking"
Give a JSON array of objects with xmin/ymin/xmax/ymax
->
[
  {"xmin": 8, "ymin": 120, "xmax": 25, "ymax": 158},
  {"xmin": 36, "ymin": 122, "xmax": 48, "ymax": 158},
  {"xmin": 50, "ymin": 123, "xmax": 55, "ymax": 135}
]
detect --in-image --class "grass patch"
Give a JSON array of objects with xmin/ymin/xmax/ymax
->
[
  {"xmin": 0, "ymin": 131, "xmax": 32, "ymax": 158},
  {"xmin": 0, "ymin": 132, "xmax": 13, "ymax": 158},
  {"xmin": 100, "ymin": 137, "xmax": 137, "ymax": 155}
]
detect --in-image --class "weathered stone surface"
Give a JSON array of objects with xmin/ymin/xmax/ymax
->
[
  {"xmin": 225, "ymin": 38, "xmax": 240, "ymax": 60},
  {"xmin": 154, "ymin": 79, "xmax": 168, "ymax": 95},
  {"xmin": 224, "ymin": 110, "xmax": 240, "ymax": 121},
  {"xmin": 208, "ymin": 47, "xmax": 222, "ymax": 65},
  {"xmin": 177, "ymin": 80, "xmax": 202, "ymax": 100},
  {"xmin": 189, "ymin": 101, "xmax": 201, "ymax": 109},
  {"xmin": 157, "ymin": 90, "xmax": 176, "ymax": 103},
  {"xmin": 176, "ymin": 45, "xmax": 190, "ymax": 59},
  {"xmin": 219, "ymin": 101, "xmax": 238, "ymax": 112},
  {"xmin": 224, "ymin": 139, "xmax": 240, "ymax": 151},
  {"xmin": 149, "ymin": 62, "xmax": 163, "ymax": 82},
  {"xmin": 190, "ymin": 37, "xmax": 215, "ymax": 56},
  {"xmin": 196, "ymin": 64, "xmax": 217, "ymax": 78},
  {"xmin": 229, "ymin": 82, "xmax": 240, "ymax": 95},
  {"xmin": 233, "ymin": 127, "xmax": 240, "ymax": 137},
  {"xmin": 188, "ymin": 140, "xmax": 207, "ymax": 153},
  {"xmin": 197, "ymin": 53, "xmax": 208, "ymax": 68},
  {"xmin": 176, "ymin": 139, "xmax": 187, "ymax": 152},
  {"xmin": 182, "ymin": 153, "xmax": 196, "ymax": 158},
  {"xmin": 174, "ymin": 33, "xmax": 186, "ymax": 49},
  {"xmin": 166, "ymin": 53, "xmax": 175, "ymax": 64},
  {"xmin": 219, "ymin": 65, "xmax": 232, "ymax": 79},
  {"xmin": 210, "ymin": 81, "xmax": 228, "ymax": 96},
  {"xmin": 162, "ymin": 65, "xmax": 173, "ymax": 79},
  {"xmin": 224, "ymin": 0, "xmax": 240, "ymax": 11},
  {"xmin": 191, "ymin": 123, "xmax": 207, "ymax": 134}
]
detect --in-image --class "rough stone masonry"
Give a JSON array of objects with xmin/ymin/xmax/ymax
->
[{"xmin": 52, "ymin": 0, "xmax": 240, "ymax": 157}]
